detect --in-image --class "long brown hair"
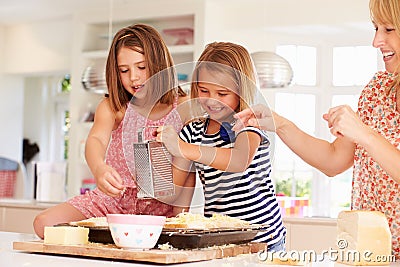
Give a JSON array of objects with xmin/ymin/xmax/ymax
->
[
  {"xmin": 105, "ymin": 23, "xmax": 185, "ymax": 113},
  {"xmin": 191, "ymin": 42, "xmax": 257, "ymax": 115},
  {"xmin": 370, "ymin": 0, "xmax": 400, "ymax": 89}
]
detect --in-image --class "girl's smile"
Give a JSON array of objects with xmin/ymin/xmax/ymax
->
[{"xmin": 197, "ymin": 68, "xmax": 240, "ymax": 122}]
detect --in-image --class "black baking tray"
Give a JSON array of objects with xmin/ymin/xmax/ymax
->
[
  {"xmin": 88, "ymin": 227, "xmax": 114, "ymax": 244},
  {"xmin": 55, "ymin": 224, "xmax": 263, "ymax": 248},
  {"xmin": 156, "ymin": 229, "xmax": 258, "ymax": 249}
]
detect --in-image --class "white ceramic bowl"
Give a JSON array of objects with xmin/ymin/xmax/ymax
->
[{"xmin": 106, "ymin": 214, "xmax": 166, "ymax": 250}]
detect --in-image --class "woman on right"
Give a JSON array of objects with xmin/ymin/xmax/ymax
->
[{"xmin": 234, "ymin": 0, "xmax": 399, "ymax": 259}]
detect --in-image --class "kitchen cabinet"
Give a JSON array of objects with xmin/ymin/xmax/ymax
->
[
  {"xmin": 67, "ymin": 0, "xmax": 205, "ymax": 198},
  {"xmin": 283, "ymin": 217, "xmax": 337, "ymax": 254},
  {"xmin": 0, "ymin": 200, "xmax": 54, "ymax": 234}
]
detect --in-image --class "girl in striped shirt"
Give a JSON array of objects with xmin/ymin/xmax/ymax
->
[{"xmin": 156, "ymin": 41, "xmax": 286, "ymax": 251}]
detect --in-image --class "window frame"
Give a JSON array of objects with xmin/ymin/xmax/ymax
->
[{"xmin": 266, "ymin": 43, "xmax": 377, "ymax": 217}]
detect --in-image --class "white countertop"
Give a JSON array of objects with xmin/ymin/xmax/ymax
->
[{"xmin": 1, "ymin": 231, "xmax": 398, "ymax": 267}]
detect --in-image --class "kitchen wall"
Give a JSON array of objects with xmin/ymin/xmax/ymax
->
[
  {"xmin": 0, "ymin": 24, "xmax": 24, "ymax": 161},
  {"xmin": 0, "ymin": 19, "xmax": 73, "ymax": 162},
  {"xmin": 204, "ymin": 0, "xmax": 372, "ymax": 48}
]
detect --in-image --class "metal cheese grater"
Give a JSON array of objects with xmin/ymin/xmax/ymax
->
[{"xmin": 133, "ymin": 127, "xmax": 175, "ymax": 199}]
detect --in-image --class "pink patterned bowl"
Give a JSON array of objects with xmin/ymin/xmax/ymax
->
[{"xmin": 106, "ymin": 214, "xmax": 166, "ymax": 249}]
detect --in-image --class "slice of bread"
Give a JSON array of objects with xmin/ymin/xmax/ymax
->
[{"xmin": 70, "ymin": 217, "xmax": 108, "ymax": 228}]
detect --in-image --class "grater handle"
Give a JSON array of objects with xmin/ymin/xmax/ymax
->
[
  {"xmin": 138, "ymin": 127, "xmax": 144, "ymax": 143},
  {"xmin": 137, "ymin": 126, "xmax": 160, "ymax": 143}
]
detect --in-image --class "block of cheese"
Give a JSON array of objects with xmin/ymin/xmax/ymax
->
[
  {"xmin": 44, "ymin": 226, "xmax": 89, "ymax": 245},
  {"xmin": 337, "ymin": 210, "xmax": 392, "ymax": 266}
]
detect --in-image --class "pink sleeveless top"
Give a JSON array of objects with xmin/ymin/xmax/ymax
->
[{"xmin": 68, "ymin": 97, "xmax": 183, "ymax": 218}]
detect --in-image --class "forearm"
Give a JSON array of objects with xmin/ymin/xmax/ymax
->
[
  {"xmin": 275, "ymin": 113, "xmax": 354, "ymax": 176},
  {"xmin": 179, "ymin": 137, "xmax": 256, "ymax": 173},
  {"xmin": 85, "ymin": 137, "xmax": 107, "ymax": 177},
  {"xmin": 358, "ymin": 128, "xmax": 400, "ymax": 183},
  {"xmin": 160, "ymin": 170, "xmax": 196, "ymax": 213}
]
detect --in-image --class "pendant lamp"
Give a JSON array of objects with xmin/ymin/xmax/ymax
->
[
  {"xmin": 81, "ymin": 65, "xmax": 107, "ymax": 94},
  {"xmin": 251, "ymin": 51, "xmax": 293, "ymax": 88}
]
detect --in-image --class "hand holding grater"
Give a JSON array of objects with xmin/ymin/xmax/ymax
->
[{"xmin": 133, "ymin": 126, "xmax": 175, "ymax": 199}]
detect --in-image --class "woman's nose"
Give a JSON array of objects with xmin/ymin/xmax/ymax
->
[{"xmin": 372, "ymin": 30, "xmax": 385, "ymax": 48}]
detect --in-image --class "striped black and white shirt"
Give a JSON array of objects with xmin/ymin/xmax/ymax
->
[{"xmin": 180, "ymin": 118, "xmax": 286, "ymax": 246}]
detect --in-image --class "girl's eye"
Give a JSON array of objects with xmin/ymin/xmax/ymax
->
[
  {"xmin": 218, "ymin": 93, "xmax": 228, "ymax": 97},
  {"xmin": 386, "ymin": 28, "xmax": 395, "ymax": 32},
  {"xmin": 138, "ymin": 66, "xmax": 146, "ymax": 70},
  {"xmin": 119, "ymin": 69, "xmax": 128, "ymax": 73},
  {"xmin": 199, "ymin": 89, "xmax": 208, "ymax": 93}
]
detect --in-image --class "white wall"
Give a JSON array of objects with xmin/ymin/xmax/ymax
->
[
  {"xmin": 4, "ymin": 18, "xmax": 73, "ymax": 75},
  {"xmin": 0, "ymin": 75, "xmax": 24, "ymax": 161},
  {"xmin": 203, "ymin": 0, "xmax": 372, "ymax": 52},
  {"xmin": 0, "ymin": 19, "xmax": 73, "ymax": 164},
  {"xmin": 0, "ymin": 26, "xmax": 24, "ymax": 161}
]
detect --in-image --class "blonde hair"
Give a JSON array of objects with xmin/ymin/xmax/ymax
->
[
  {"xmin": 370, "ymin": 0, "xmax": 400, "ymax": 88},
  {"xmin": 191, "ymin": 42, "xmax": 258, "ymax": 115},
  {"xmin": 105, "ymin": 23, "xmax": 185, "ymax": 113}
]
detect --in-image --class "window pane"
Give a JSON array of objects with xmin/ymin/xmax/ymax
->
[
  {"xmin": 276, "ymin": 45, "xmax": 316, "ymax": 86},
  {"xmin": 332, "ymin": 94, "xmax": 360, "ymax": 111},
  {"xmin": 354, "ymin": 46, "xmax": 377, "ymax": 85},
  {"xmin": 272, "ymin": 93, "xmax": 314, "ymax": 216},
  {"xmin": 330, "ymin": 169, "xmax": 352, "ymax": 217},
  {"xmin": 333, "ymin": 46, "xmax": 377, "ymax": 86},
  {"xmin": 329, "ymin": 94, "xmax": 358, "ymax": 216},
  {"xmin": 296, "ymin": 46, "xmax": 317, "ymax": 86},
  {"xmin": 333, "ymin": 47, "xmax": 354, "ymax": 86}
]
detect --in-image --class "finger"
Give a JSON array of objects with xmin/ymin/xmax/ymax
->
[
  {"xmin": 248, "ymin": 118, "xmax": 260, "ymax": 128},
  {"xmin": 322, "ymin": 113, "xmax": 332, "ymax": 127},
  {"xmin": 234, "ymin": 109, "xmax": 253, "ymax": 119},
  {"xmin": 232, "ymin": 119, "xmax": 245, "ymax": 131}
]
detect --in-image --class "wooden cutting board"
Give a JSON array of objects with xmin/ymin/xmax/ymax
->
[{"xmin": 13, "ymin": 241, "xmax": 266, "ymax": 264}]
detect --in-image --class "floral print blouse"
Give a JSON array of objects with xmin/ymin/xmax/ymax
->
[{"xmin": 354, "ymin": 71, "xmax": 400, "ymax": 258}]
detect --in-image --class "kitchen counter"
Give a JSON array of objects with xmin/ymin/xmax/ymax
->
[
  {"xmin": 2, "ymin": 231, "xmax": 399, "ymax": 267},
  {"xmin": 0, "ymin": 198, "xmax": 57, "ymax": 208}
]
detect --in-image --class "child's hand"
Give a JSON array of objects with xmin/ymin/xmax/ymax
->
[
  {"xmin": 94, "ymin": 163, "xmax": 125, "ymax": 197},
  {"xmin": 156, "ymin": 125, "xmax": 184, "ymax": 158},
  {"xmin": 233, "ymin": 104, "xmax": 275, "ymax": 132}
]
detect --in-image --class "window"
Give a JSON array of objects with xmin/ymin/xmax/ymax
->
[
  {"xmin": 333, "ymin": 46, "xmax": 377, "ymax": 86},
  {"xmin": 54, "ymin": 76, "xmax": 71, "ymax": 161},
  {"xmin": 276, "ymin": 45, "xmax": 317, "ymax": 86},
  {"xmin": 270, "ymin": 45, "xmax": 371, "ymax": 218}
]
